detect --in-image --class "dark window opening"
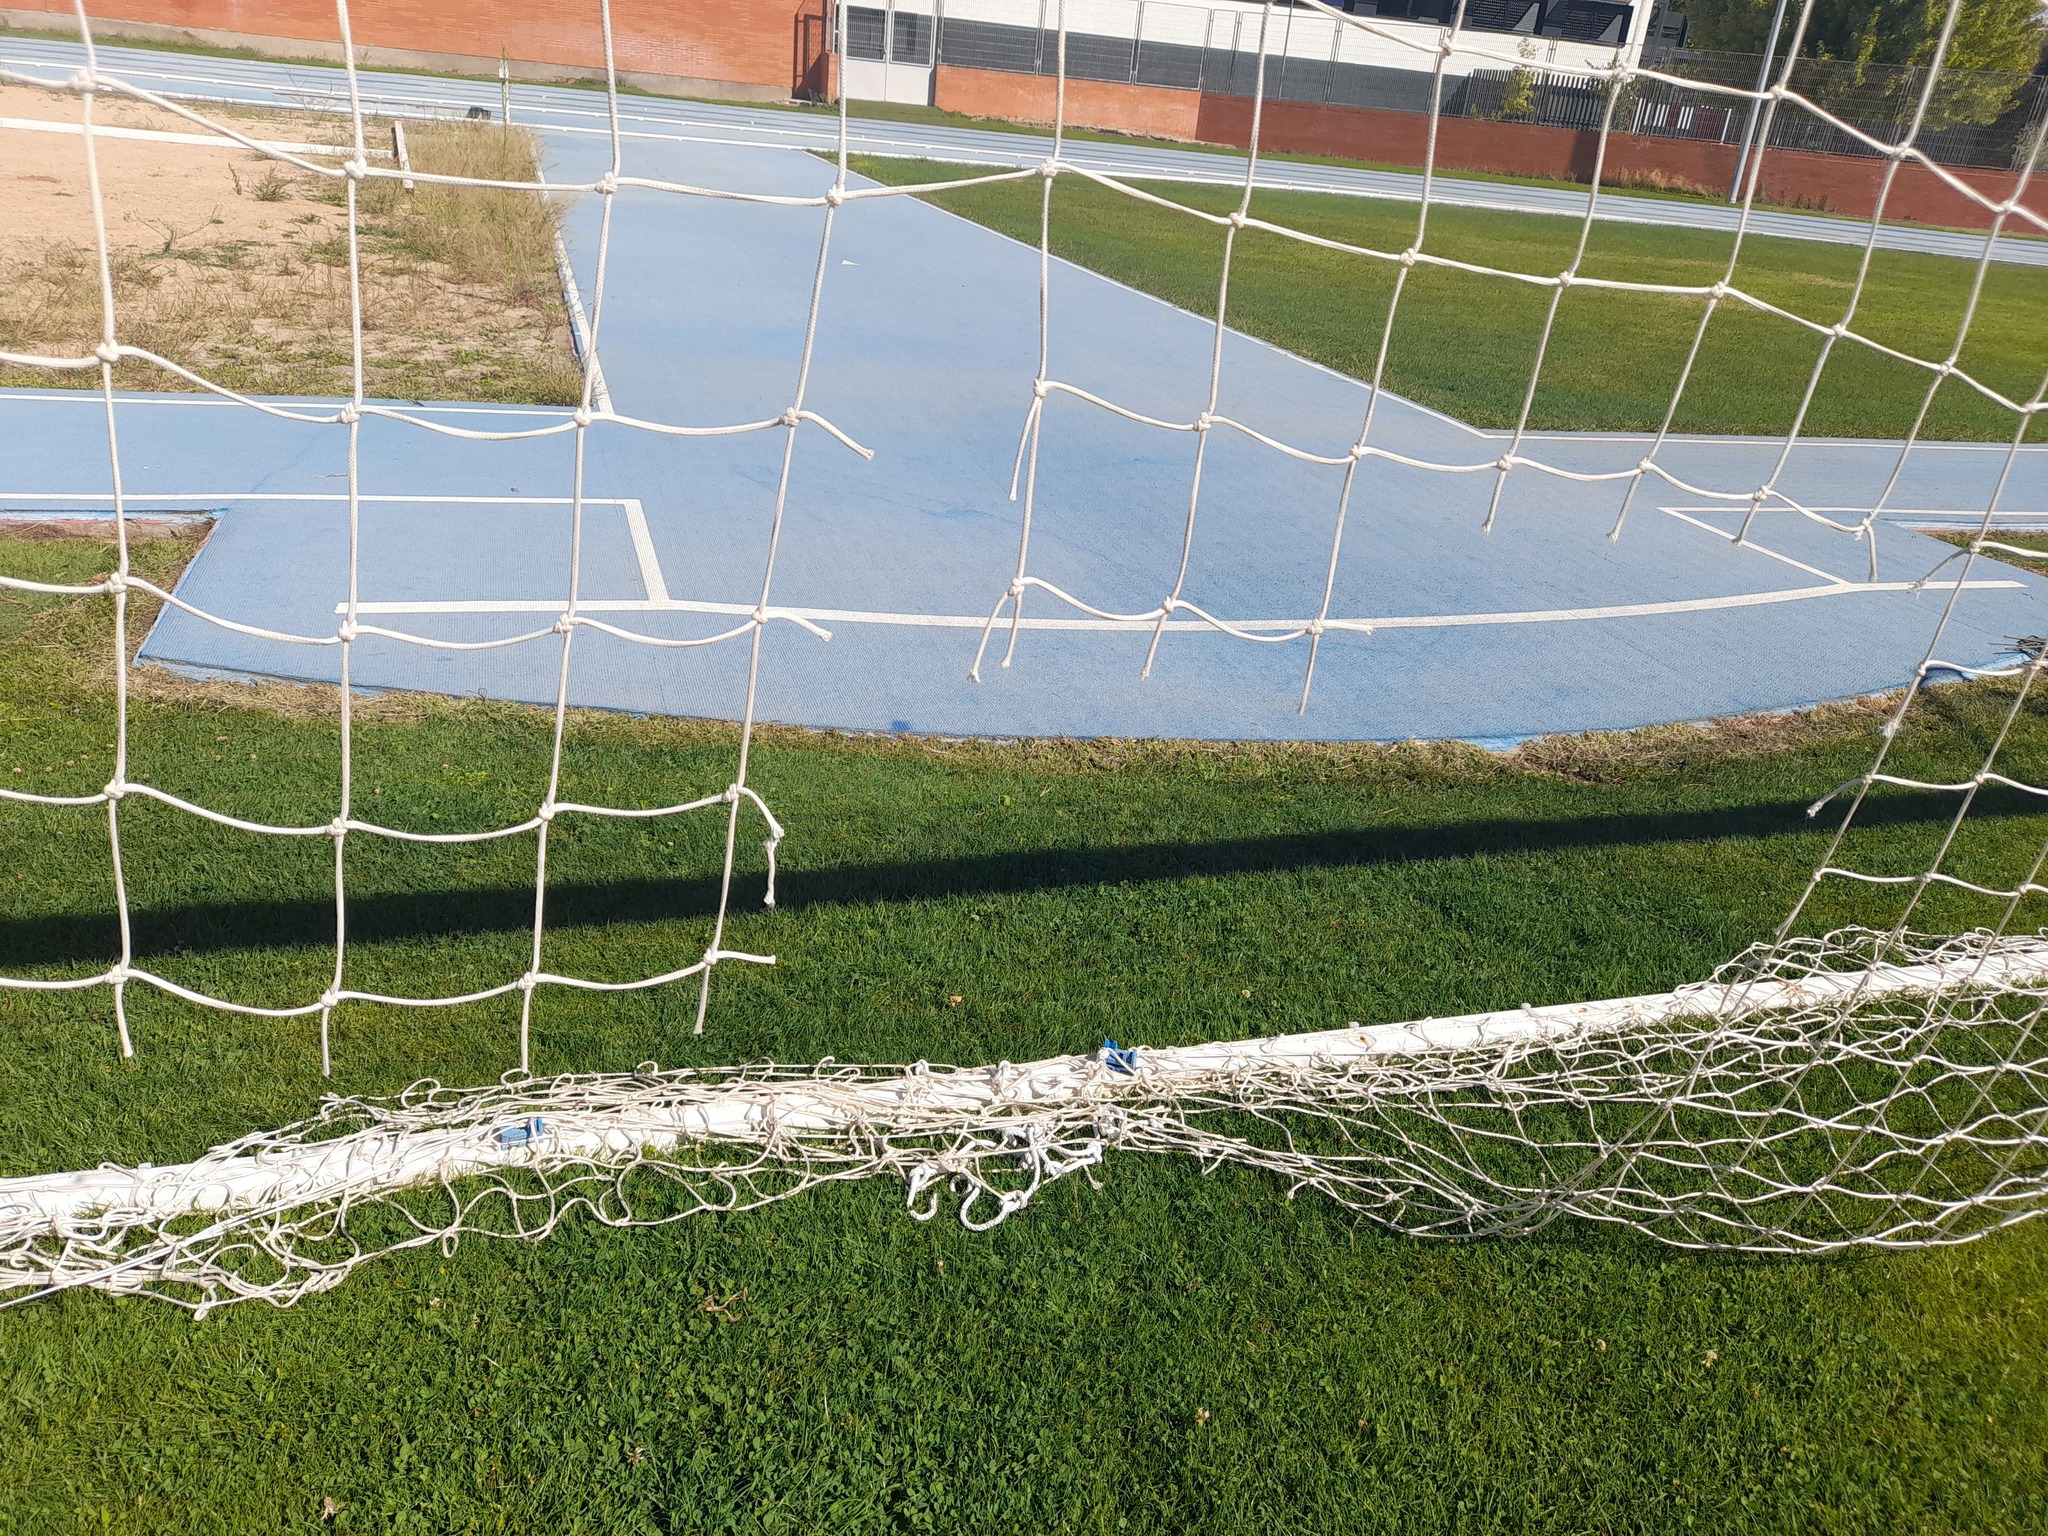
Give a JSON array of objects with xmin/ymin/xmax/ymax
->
[{"xmin": 891, "ymin": 12, "xmax": 934, "ymax": 66}]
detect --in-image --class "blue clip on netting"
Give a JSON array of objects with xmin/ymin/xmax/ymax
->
[
  {"xmin": 1102, "ymin": 1040, "xmax": 1139, "ymax": 1074},
  {"xmin": 496, "ymin": 1117, "xmax": 546, "ymax": 1148}
]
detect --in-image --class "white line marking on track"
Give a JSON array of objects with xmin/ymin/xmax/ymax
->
[
  {"xmin": 334, "ymin": 580, "xmax": 2025, "ymax": 633},
  {"xmin": 1662, "ymin": 514, "xmax": 2048, "ymax": 528},
  {"xmin": 0, "ymin": 396, "xmax": 573, "ymax": 418},
  {"xmin": 0, "ymin": 115, "xmax": 378, "ymax": 157},
  {"xmin": 0, "ymin": 492, "xmax": 613, "ymax": 504},
  {"xmin": 1659, "ymin": 508, "xmax": 1858, "ymax": 585},
  {"xmin": 619, "ymin": 498, "xmax": 669, "ymax": 605}
]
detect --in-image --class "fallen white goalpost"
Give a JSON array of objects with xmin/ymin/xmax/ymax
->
[
  {"xmin": 1, "ymin": 0, "xmax": 2046, "ymax": 1311},
  {"xmin": 5, "ymin": 926, "xmax": 2047, "ymax": 1312}
]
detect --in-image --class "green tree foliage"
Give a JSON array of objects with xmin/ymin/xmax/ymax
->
[
  {"xmin": 1681, "ymin": 0, "xmax": 2042, "ymax": 70},
  {"xmin": 1677, "ymin": 0, "xmax": 2045, "ymax": 125},
  {"xmin": 1497, "ymin": 37, "xmax": 1541, "ymax": 118}
]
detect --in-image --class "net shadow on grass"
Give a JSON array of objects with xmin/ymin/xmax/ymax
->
[{"xmin": 4, "ymin": 784, "xmax": 2043, "ymax": 970}]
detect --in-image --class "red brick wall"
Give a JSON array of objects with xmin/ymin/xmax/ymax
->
[
  {"xmin": 13, "ymin": 0, "xmax": 828, "ymax": 95},
  {"xmin": 934, "ymin": 63, "xmax": 1203, "ymax": 141},
  {"xmin": 938, "ymin": 62, "xmax": 2042, "ymax": 232},
  {"xmin": 18, "ymin": 9, "xmax": 2040, "ymax": 228},
  {"xmin": 1198, "ymin": 95, "xmax": 2045, "ymax": 230}
]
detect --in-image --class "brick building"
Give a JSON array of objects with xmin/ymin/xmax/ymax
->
[
  {"xmin": 5, "ymin": 1, "xmax": 2037, "ymax": 227},
  {"xmin": 4, "ymin": 1, "xmax": 833, "ymax": 102}
]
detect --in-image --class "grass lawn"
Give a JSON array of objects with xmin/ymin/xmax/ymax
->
[
  {"xmin": 1930, "ymin": 529, "xmax": 2048, "ymax": 578},
  {"xmin": 850, "ymin": 156, "xmax": 2048, "ymax": 444},
  {"xmin": 795, "ymin": 101, "xmax": 1985, "ymax": 223},
  {"xmin": 2, "ymin": 527, "xmax": 2047, "ymax": 1531}
]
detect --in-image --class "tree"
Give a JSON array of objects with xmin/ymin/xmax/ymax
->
[
  {"xmin": 1676, "ymin": 0, "xmax": 2046, "ymax": 125},
  {"xmin": 1679, "ymin": 0, "xmax": 2042, "ymax": 71},
  {"xmin": 1496, "ymin": 37, "xmax": 1541, "ymax": 119}
]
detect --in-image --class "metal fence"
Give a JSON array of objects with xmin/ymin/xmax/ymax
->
[
  {"xmin": 934, "ymin": 0, "xmax": 1627, "ymax": 115},
  {"xmin": 917, "ymin": 2, "xmax": 2047, "ymax": 172},
  {"xmin": 1463, "ymin": 49, "xmax": 2048, "ymax": 171}
]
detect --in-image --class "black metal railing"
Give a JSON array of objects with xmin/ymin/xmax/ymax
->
[
  {"xmin": 877, "ymin": 3, "xmax": 2046, "ymax": 173},
  {"xmin": 1460, "ymin": 50, "xmax": 2048, "ymax": 170}
]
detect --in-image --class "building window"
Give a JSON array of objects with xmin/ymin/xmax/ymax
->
[
  {"xmin": 845, "ymin": 6, "xmax": 886, "ymax": 61},
  {"xmin": 892, "ymin": 11, "xmax": 934, "ymax": 66}
]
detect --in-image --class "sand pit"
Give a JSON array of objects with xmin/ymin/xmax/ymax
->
[{"xmin": 0, "ymin": 84, "xmax": 583, "ymax": 404}]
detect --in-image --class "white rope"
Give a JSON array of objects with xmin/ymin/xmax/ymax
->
[
  {"xmin": 1, "ymin": 0, "xmax": 2045, "ymax": 1305},
  {"xmin": 0, "ymin": 927, "xmax": 2042, "ymax": 1313}
]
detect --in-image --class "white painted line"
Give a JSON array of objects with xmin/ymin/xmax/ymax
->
[
  {"xmin": 3, "ymin": 489, "xmax": 672, "ymax": 601},
  {"xmin": 0, "ymin": 492, "xmax": 624, "ymax": 505},
  {"xmin": 0, "ymin": 396, "xmax": 573, "ymax": 418},
  {"xmin": 0, "ymin": 115, "xmax": 380, "ymax": 157},
  {"xmin": 0, "ymin": 508, "xmax": 213, "ymax": 522},
  {"xmin": 619, "ymin": 498, "xmax": 669, "ymax": 605},
  {"xmin": 335, "ymin": 579, "xmax": 2025, "ymax": 632},
  {"xmin": 1659, "ymin": 507, "xmax": 1857, "ymax": 586},
  {"xmin": 1662, "ymin": 514, "xmax": 2048, "ymax": 528}
]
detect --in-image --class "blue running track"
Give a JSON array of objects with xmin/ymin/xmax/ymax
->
[{"xmin": 0, "ymin": 59, "xmax": 2043, "ymax": 742}]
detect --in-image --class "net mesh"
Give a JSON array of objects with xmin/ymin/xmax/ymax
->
[
  {"xmin": 0, "ymin": 0, "xmax": 2044, "ymax": 1311},
  {"xmin": 8, "ymin": 927, "xmax": 2047, "ymax": 1312}
]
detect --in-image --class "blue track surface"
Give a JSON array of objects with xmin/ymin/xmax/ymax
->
[{"xmin": 4, "ymin": 124, "xmax": 2045, "ymax": 742}]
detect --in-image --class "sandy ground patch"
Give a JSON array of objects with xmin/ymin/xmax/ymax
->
[
  {"xmin": 0, "ymin": 81, "xmax": 359, "ymax": 247},
  {"xmin": 0, "ymin": 84, "xmax": 584, "ymax": 405}
]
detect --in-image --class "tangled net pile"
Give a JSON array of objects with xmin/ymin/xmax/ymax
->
[
  {"xmin": 0, "ymin": 0, "xmax": 2045, "ymax": 1310},
  {"xmin": 5, "ymin": 927, "xmax": 2046, "ymax": 1312}
]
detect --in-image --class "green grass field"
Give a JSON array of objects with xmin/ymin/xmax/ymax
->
[
  {"xmin": 2, "ymin": 29, "xmax": 2045, "ymax": 1531},
  {"xmin": 4, "ymin": 528, "xmax": 2048, "ymax": 1531},
  {"xmin": 849, "ymin": 157, "xmax": 2048, "ymax": 443}
]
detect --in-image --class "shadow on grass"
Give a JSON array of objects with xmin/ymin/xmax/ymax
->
[{"xmin": 2, "ymin": 786, "xmax": 2038, "ymax": 968}]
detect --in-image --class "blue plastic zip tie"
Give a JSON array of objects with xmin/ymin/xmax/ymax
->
[{"xmin": 495, "ymin": 1116, "xmax": 546, "ymax": 1147}]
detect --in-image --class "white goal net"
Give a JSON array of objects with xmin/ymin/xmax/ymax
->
[{"xmin": 0, "ymin": 0, "xmax": 2045, "ymax": 1311}]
